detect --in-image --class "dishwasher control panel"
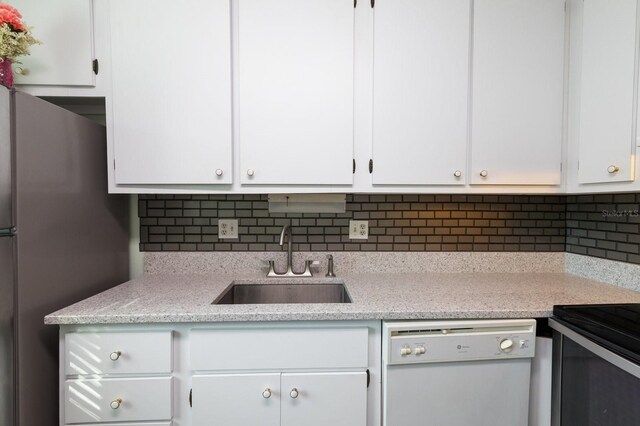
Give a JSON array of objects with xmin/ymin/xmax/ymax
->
[{"xmin": 383, "ymin": 319, "xmax": 536, "ymax": 365}]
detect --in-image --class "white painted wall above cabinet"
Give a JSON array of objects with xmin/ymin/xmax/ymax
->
[
  {"xmin": 470, "ymin": 0, "xmax": 565, "ymax": 186},
  {"xmin": 574, "ymin": 0, "xmax": 638, "ymax": 185},
  {"xmin": 238, "ymin": 0, "xmax": 355, "ymax": 186},
  {"xmin": 371, "ymin": 0, "xmax": 470, "ymax": 186},
  {"xmin": 108, "ymin": 0, "xmax": 232, "ymax": 185},
  {"xmin": 11, "ymin": 0, "xmax": 95, "ymax": 87}
]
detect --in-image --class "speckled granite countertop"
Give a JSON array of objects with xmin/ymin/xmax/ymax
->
[{"xmin": 45, "ymin": 273, "xmax": 640, "ymax": 325}]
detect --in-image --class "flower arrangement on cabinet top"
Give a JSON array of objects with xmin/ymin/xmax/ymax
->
[{"xmin": 0, "ymin": 3, "xmax": 39, "ymax": 87}]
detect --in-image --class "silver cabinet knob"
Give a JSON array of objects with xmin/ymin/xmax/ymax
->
[
  {"xmin": 290, "ymin": 388, "xmax": 299, "ymax": 399},
  {"xmin": 110, "ymin": 398, "xmax": 122, "ymax": 410},
  {"xmin": 109, "ymin": 351, "xmax": 122, "ymax": 361},
  {"xmin": 247, "ymin": 169, "xmax": 255, "ymax": 177},
  {"xmin": 607, "ymin": 165, "xmax": 620, "ymax": 174},
  {"xmin": 215, "ymin": 169, "xmax": 223, "ymax": 177},
  {"xmin": 454, "ymin": 170, "xmax": 462, "ymax": 178},
  {"xmin": 479, "ymin": 170, "xmax": 488, "ymax": 178},
  {"xmin": 262, "ymin": 388, "xmax": 272, "ymax": 399},
  {"xmin": 14, "ymin": 66, "xmax": 27, "ymax": 76}
]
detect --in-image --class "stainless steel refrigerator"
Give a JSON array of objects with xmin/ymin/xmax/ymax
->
[{"xmin": 0, "ymin": 87, "xmax": 129, "ymax": 426}]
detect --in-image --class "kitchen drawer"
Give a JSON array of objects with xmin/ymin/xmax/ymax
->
[
  {"xmin": 65, "ymin": 331, "xmax": 172, "ymax": 375},
  {"xmin": 190, "ymin": 327, "xmax": 368, "ymax": 371},
  {"xmin": 64, "ymin": 377, "xmax": 172, "ymax": 424}
]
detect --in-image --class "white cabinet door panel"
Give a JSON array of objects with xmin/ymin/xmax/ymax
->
[
  {"xmin": 471, "ymin": 0, "xmax": 565, "ymax": 185},
  {"xmin": 64, "ymin": 377, "xmax": 172, "ymax": 424},
  {"xmin": 577, "ymin": 0, "xmax": 638, "ymax": 184},
  {"xmin": 281, "ymin": 372, "xmax": 367, "ymax": 426},
  {"xmin": 11, "ymin": 0, "xmax": 95, "ymax": 86},
  {"xmin": 238, "ymin": 0, "xmax": 354, "ymax": 185},
  {"xmin": 110, "ymin": 0, "xmax": 232, "ymax": 184},
  {"xmin": 372, "ymin": 0, "xmax": 470, "ymax": 185},
  {"xmin": 192, "ymin": 374, "xmax": 280, "ymax": 426}
]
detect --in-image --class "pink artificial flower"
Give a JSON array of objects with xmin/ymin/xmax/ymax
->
[{"xmin": 0, "ymin": 3, "xmax": 24, "ymax": 31}]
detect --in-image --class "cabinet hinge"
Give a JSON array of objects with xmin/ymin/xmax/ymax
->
[
  {"xmin": 370, "ymin": 0, "xmax": 375, "ymax": 8},
  {"xmin": 92, "ymin": 59, "xmax": 99, "ymax": 75},
  {"xmin": 353, "ymin": 159, "xmax": 356, "ymax": 174},
  {"xmin": 366, "ymin": 369, "xmax": 370, "ymax": 388},
  {"xmin": 113, "ymin": 159, "xmax": 116, "ymax": 170},
  {"xmin": 354, "ymin": 0, "xmax": 357, "ymax": 8},
  {"xmin": 368, "ymin": 159, "xmax": 373, "ymax": 174},
  {"xmin": 189, "ymin": 388, "xmax": 192, "ymax": 407}
]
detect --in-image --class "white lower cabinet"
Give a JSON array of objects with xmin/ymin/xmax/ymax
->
[
  {"xmin": 192, "ymin": 373, "xmax": 281, "ymax": 425},
  {"xmin": 59, "ymin": 322, "xmax": 380, "ymax": 426},
  {"xmin": 64, "ymin": 377, "xmax": 172, "ymax": 424},
  {"xmin": 281, "ymin": 372, "xmax": 368, "ymax": 426},
  {"xmin": 192, "ymin": 372, "xmax": 367, "ymax": 426}
]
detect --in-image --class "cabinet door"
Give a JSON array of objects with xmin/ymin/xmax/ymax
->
[
  {"xmin": 11, "ymin": 0, "xmax": 95, "ymax": 86},
  {"xmin": 281, "ymin": 372, "xmax": 367, "ymax": 426},
  {"xmin": 109, "ymin": 0, "xmax": 232, "ymax": 184},
  {"xmin": 576, "ymin": 0, "xmax": 638, "ymax": 184},
  {"xmin": 238, "ymin": 0, "xmax": 354, "ymax": 185},
  {"xmin": 372, "ymin": 0, "xmax": 470, "ymax": 185},
  {"xmin": 471, "ymin": 0, "xmax": 565, "ymax": 185},
  {"xmin": 192, "ymin": 374, "xmax": 280, "ymax": 426}
]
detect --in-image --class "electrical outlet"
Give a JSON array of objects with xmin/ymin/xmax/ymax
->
[
  {"xmin": 349, "ymin": 220, "xmax": 369, "ymax": 239},
  {"xmin": 218, "ymin": 219, "xmax": 238, "ymax": 239}
]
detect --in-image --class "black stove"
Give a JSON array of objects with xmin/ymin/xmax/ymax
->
[{"xmin": 553, "ymin": 304, "xmax": 640, "ymax": 365}]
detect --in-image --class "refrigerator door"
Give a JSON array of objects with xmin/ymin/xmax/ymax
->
[
  {"xmin": 0, "ymin": 87, "xmax": 13, "ymax": 230},
  {"xmin": 0, "ymin": 235, "xmax": 15, "ymax": 426}
]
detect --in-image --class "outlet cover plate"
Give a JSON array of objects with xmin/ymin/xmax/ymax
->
[
  {"xmin": 218, "ymin": 219, "xmax": 238, "ymax": 239},
  {"xmin": 349, "ymin": 220, "xmax": 369, "ymax": 239}
]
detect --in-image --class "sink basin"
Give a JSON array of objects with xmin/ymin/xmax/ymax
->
[{"xmin": 213, "ymin": 282, "xmax": 352, "ymax": 305}]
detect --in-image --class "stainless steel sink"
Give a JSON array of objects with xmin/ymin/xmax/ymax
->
[{"xmin": 213, "ymin": 282, "xmax": 352, "ymax": 304}]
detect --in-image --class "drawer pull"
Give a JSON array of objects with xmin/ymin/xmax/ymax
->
[
  {"xmin": 607, "ymin": 165, "xmax": 620, "ymax": 174},
  {"xmin": 262, "ymin": 388, "xmax": 272, "ymax": 399},
  {"xmin": 110, "ymin": 398, "xmax": 123, "ymax": 410},
  {"xmin": 290, "ymin": 388, "xmax": 299, "ymax": 399},
  {"xmin": 109, "ymin": 351, "xmax": 122, "ymax": 361}
]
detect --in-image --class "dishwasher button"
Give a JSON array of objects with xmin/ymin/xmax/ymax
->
[
  {"xmin": 414, "ymin": 346, "xmax": 426, "ymax": 355},
  {"xmin": 499, "ymin": 338, "xmax": 514, "ymax": 353},
  {"xmin": 400, "ymin": 346, "xmax": 412, "ymax": 356}
]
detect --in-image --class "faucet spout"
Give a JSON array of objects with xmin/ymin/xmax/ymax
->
[{"xmin": 279, "ymin": 225, "xmax": 293, "ymax": 272}]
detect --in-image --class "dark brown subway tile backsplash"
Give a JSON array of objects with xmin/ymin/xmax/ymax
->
[
  {"xmin": 566, "ymin": 193, "xmax": 640, "ymax": 265},
  {"xmin": 139, "ymin": 194, "xmax": 567, "ymax": 253}
]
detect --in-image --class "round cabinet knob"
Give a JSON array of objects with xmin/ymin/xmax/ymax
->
[
  {"xmin": 454, "ymin": 170, "xmax": 462, "ymax": 178},
  {"xmin": 479, "ymin": 170, "xmax": 488, "ymax": 178},
  {"xmin": 110, "ymin": 398, "xmax": 123, "ymax": 410},
  {"xmin": 109, "ymin": 351, "xmax": 122, "ymax": 361},
  {"xmin": 14, "ymin": 66, "xmax": 27, "ymax": 76},
  {"xmin": 607, "ymin": 165, "xmax": 620, "ymax": 174},
  {"xmin": 215, "ymin": 169, "xmax": 223, "ymax": 177},
  {"xmin": 262, "ymin": 388, "xmax": 272, "ymax": 399},
  {"xmin": 290, "ymin": 388, "xmax": 299, "ymax": 399},
  {"xmin": 247, "ymin": 169, "xmax": 255, "ymax": 177},
  {"xmin": 499, "ymin": 338, "xmax": 514, "ymax": 353}
]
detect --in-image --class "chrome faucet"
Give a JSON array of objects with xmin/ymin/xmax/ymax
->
[{"xmin": 267, "ymin": 225, "xmax": 314, "ymax": 277}]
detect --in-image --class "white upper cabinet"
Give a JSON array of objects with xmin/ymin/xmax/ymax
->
[
  {"xmin": 574, "ymin": 0, "xmax": 638, "ymax": 184},
  {"xmin": 109, "ymin": 0, "xmax": 232, "ymax": 185},
  {"xmin": 238, "ymin": 0, "xmax": 355, "ymax": 186},
  {"xmin": 11, "ymin": 0, "xmax": 95, "ymax": 87},
  {"xmin": 470, "ymin": 0, "xmax": 565, "ymax": 186},
  {"xmin": 372, "ymin": 0, "xmax": 470, "ymax": 185}
]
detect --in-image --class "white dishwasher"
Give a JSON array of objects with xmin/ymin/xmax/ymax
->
[{"xmin": 383, "ymin": 319, "xmax": 536, "ymax": 426}]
